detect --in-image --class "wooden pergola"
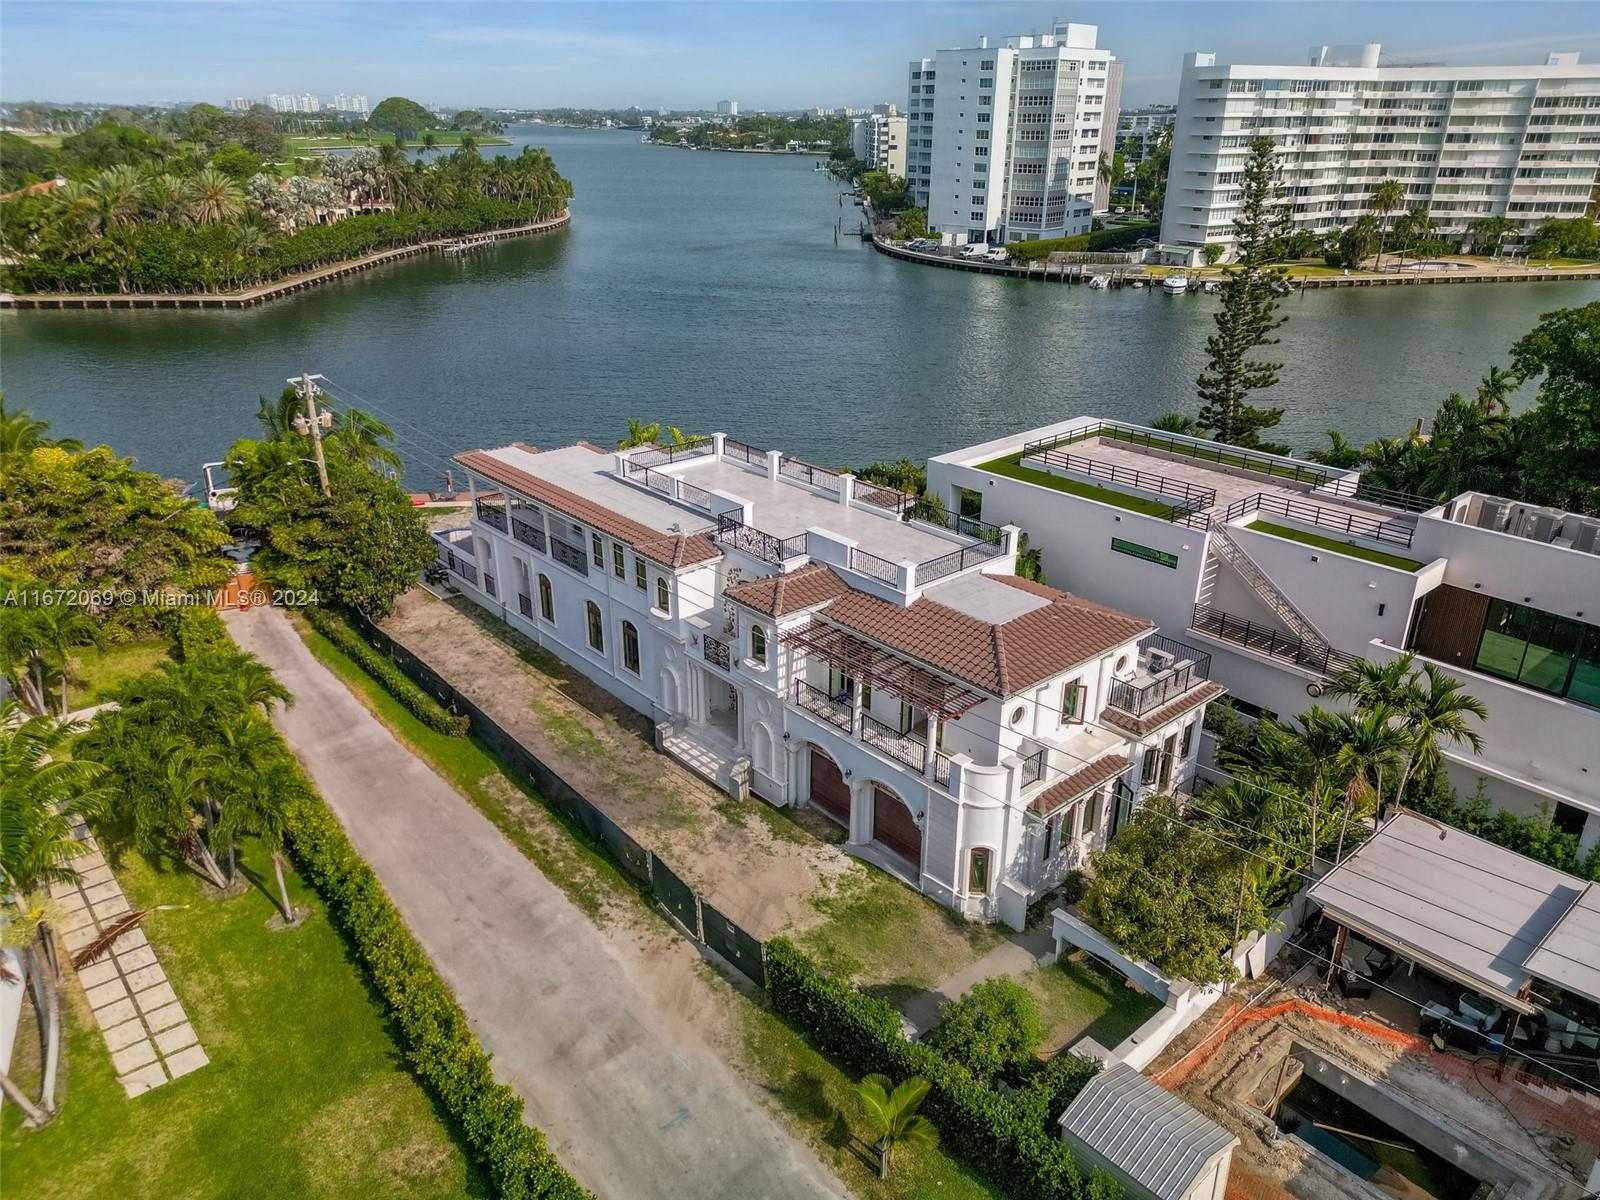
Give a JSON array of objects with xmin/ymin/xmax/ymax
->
[{"xmin": 780, "ymin": 620, "xmax": 987, "ymax": 719}]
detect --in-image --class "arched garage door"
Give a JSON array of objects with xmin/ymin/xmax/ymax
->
[
  {"xmin": 809, "ymin": 749, "xmax": 850, "ymax": 826},
  {"xmin": 872, "ymin": 786, "xmax": 921, "ymax": 867}
]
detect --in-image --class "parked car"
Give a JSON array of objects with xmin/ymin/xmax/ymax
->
[
  {"xmin": 984, "ymin": 247, "xmax": 1010, "ymax": 263},
  {"xmin": 960, "ymin": 244, "xmax": 989, "ymax": 259},
  {"xmin": 1136, "ymin": 237, "xmax": 1156, "ymax": 247}
]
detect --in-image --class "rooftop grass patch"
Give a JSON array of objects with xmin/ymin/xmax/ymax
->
[
  {"xmin": 1246, "ymin": 519, "xmax": 1424, "ymax": 571},
  {"xmin": 1, "ymin": 844, "xmax": 480, "ymax": 1200},
  {"xmin": 977, "ymin": 453, "xmax": 1182, "ymax": 519}
]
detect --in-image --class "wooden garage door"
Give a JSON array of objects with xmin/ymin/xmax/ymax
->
[
  {"xmin": 809, "ymin": 749, "xmax": 850, "ymax": 824},
  {"xmin": 872, "ymin": 786, "xmax": 921, "ymax": 867}
]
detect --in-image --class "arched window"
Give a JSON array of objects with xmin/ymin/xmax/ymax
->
[
  {"xmin": 621, "ymin": 621, "xmax": 641, "ymax": 674},
  {"xmin": 655, "ymin": 575, "xmax": 670, "ymax": 614},
  {"xmin": 586, "ymin": 601, "xmax": 604, "ymax": 652},
  {"xmin": 538, "ymin": 574, "xmax": 554, "ymax": 622},
  {"xmin": 749, "ymin": 623, "xmax": 767, "ymax": 665},
  {"xmin": 967, "ymin": 847, "xmax": 992, "ymax": 896}
]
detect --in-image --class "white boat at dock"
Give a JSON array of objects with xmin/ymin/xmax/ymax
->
[
  {"xmin": 1087, "ymin": 274, "xmax": 1109, "ymax": 290},
  {"xmin": 1162, "ymin": 276, "xmax": 1190, "ymax": 295}
]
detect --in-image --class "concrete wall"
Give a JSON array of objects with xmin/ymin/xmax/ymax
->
[{"xmin": 1417, "ymin": 508, "xmax": 1599, "ymax": 624}]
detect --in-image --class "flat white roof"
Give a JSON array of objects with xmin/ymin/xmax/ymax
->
[
  {"xmin": 1308, "ymin": 812, "xmax": 1590, "ymax": 1010},
  {"xmin": 1524, "ymin": 884, "xmax": 1600, "ymax": 1007}
]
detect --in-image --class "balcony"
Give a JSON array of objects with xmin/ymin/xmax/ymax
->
[
  {"xmin": 1106, "ymin": 634, "xmax": 1212, "ymax": 718},
  {"xmin": 860, "ymin": 712, "xmax": 928, "ymax": 772},
  {"xmin": 794, "ymin": 679, "xmax": 852, "ymax": 731},
  {"xmin": 475, "ymin": 500, "xmax": 508, "ymax": 532},
  {"xmin": 703, "ymin": 634, "xmax": 732, "ymax": 672},
  {"xmin": 510, "ymin": 516, "xmax": 547, "ymax": 553},
  {"xmin": 1191, "ymin": 603, "xmax": 1357, "ymax": 676},
  {"xmin": 713, "ymin": 515, "xmax": 807, "ymax": 565},
  {"xmin": 549, "ymin": 534, "xmax": 588, "ymax": 576},
  {"xmin": 1019, "ymin": 746, "xmax": 1047, "ymax": 787}
]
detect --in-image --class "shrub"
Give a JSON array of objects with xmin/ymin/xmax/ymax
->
[
  {"xmin": 302, "ymin": 606, "xmax": 470, "ymax": 735},
  {"xmin": 284, "ymin": 785, "xmax": 589, "ymax": 1199},
  {"xmin": 927, "ymin": 978, "xmax": 1045, "ymax": 1080},
  {"xmin": 172, "ymin": 606, "xmax": 234, "ymax": 660},
  {"xmin": 763, "ymin": 938, "xmax": 1118, "ymax": 1200}
]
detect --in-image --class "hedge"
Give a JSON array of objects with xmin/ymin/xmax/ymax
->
[
  {"xmin": 302, "ymin": 605, "xmax": 470, "ymax": 736},
  {"xmin": 171, "ymin": 606, "xmax": 234, "ymax": 660},
  {"xmin": 1007, "ymin": 222, "xmax": 1162, "ymax": 263},
  {"xmin": 763, "ymin": 939, "xmax": 1118, "ymax": 1200},
  {"xmin": 284, "ymin": 784, "xmax": 589, "ymax": 1199}
]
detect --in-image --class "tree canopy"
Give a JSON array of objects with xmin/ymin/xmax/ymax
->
[
  {"xmin": 925, "ymin": 978, "xmax": 1045, "ymax": 1080},
  {"xmin": 368, "ymin": 97, "xmax": 436, "ymax": 140}
]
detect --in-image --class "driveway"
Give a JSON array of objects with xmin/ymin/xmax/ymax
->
[{"xmin": 225, "ymin": 605, "xmax": 846, "ymax": 1200}]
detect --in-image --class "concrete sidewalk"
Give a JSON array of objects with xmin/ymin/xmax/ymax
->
[
  {"xmin": 225, "ymin": 605, "xmax": 845, "ymax": 1200},
  {"xmin": 899, "ymin": 924, "xmax": 1056, "ymax": 1035}
]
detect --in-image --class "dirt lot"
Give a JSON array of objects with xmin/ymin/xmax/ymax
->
[{"xmin": 1149, "ymin": 966, "xmax": 1599, "ymax": 1200}]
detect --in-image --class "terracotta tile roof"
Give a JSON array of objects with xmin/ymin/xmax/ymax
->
[
  {"xmin": 1028, "ymin": 754, "xmax": 1131, "ymax": 817},
  {"xmin": 724, "ymin": 564, "xmax": 851, "ymax": 617},
  {"xmin": 1100, "ymin": 681, "xmax": 1227, "ymax": 737},
  {"xmin": 819, "ymin": 582, "xmax": 1151, "ymax": 697},
  {"xmin": 455, "ymin": 449, "xmax": 720, "ymax": 569}
]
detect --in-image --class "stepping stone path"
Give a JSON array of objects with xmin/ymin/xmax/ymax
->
[{"xmin": 48, "ymin": 821, "xmax": 208, "ymax": 1097}]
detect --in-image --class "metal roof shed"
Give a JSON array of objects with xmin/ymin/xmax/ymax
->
[{"xmin": 1058, "ymin": 1062, "xmax": 1238, "ymax": 1200}]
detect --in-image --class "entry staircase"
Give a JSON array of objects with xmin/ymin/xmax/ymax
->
[{"xmin": 1205, "ymin": 525, "xmax": 1336, "ymax": 659}]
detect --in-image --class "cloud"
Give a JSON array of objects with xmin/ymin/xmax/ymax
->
[{"xmin": 427, "ymin": 27, "xmax": 665, "ymax": 56}]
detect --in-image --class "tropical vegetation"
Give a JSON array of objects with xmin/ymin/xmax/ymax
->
[
  {"xmin": 925, "ymin": 978, "xmax": 1045, "ymax": 1082},
  {"xmin": 857, "ymin": 1073, "xmax": 939, "ymax": 1180}
]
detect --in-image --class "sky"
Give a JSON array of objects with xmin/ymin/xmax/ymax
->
[{"xmin": 4, "ymin": 1, "xmax": 1598, "ymax": 111}]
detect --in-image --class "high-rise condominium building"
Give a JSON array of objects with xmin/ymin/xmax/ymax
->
[
  {"xmin": 906, "ymin": 22, "xmax": 1121, "ymax": 245},
  {"xmin": 850, "ymin": 113, "xmax": 908, "ymax": 177},
  {"xmin": 1160, "ymin": 43, "xmax": 1600, "ymax": 257},
  {"xmin": 716, "ymin": 99, "xmax": 738, "ymax": 117},
  {"xmin": 1115, "ymin": 103, "xmax": 1176, "ymax": 166},
  {"xmin": 330, "ymin": 93, "xmax": 370, "ymax": 116}
]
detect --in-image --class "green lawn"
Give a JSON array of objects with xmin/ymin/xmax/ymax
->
[
  {"xmin": 1, "ymin": 846, "xmax": 479, "ymax": 1200},
  {"xmin": 292, "ymin": 613, "xmax": 642, "ymax": 924},
  {"xmin": 977, "ymin": 453, "xmax": 1185, "ymax": 519},
  {"xmin": 801, "ymin": 868, "xmax": 1003, "ymax": 994},
  {"xmin": 1246, "ymin": 520, "xmax": 1424, "ymax": 571},
  {"xmin": 67, "ymin": 638, "xmax": 173, "ymax": 707},
  {"xmin": 288, "ymin": 130, "xmax": 511, "ymax": 152},
  {"xmin": 1024, "ymin": 955, "xmax": 1163, "ymax": 1054}
]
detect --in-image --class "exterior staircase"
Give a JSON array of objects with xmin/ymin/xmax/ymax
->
[{"xmin": 1208, "ymin": 525, "xmax": 1335, "ymax": 655}]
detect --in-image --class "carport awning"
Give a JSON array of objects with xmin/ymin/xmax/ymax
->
[{"xmin": 781, "ymin": 620, "xmax": 986, "ymax": 718}]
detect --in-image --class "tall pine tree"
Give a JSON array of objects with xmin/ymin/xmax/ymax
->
[{"xmin": 1195, "ymin": 138, "xmax": 1289, "ymax": 448}]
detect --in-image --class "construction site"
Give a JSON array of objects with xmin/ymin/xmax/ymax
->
[{"xmin": 1147, "ymin": 958, "xmax": 1600, "ymax": 1200}]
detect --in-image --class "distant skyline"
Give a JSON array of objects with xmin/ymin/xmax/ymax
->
[{"xmin": 4, "ymin": 1, "xmax": 1598, "ymax": 112}]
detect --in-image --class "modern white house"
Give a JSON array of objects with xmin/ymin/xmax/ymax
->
[
  {"xmin": 849, "ymin": 112, "xmax": 909, "ymax": 178},
  {"xmin": 1159, "ymin": 42, "xmax": 1600, "ymax": 256},
  {"xmin": 928, "ymin": 416, "xmax": 1600, "ymax": 849},
  {"xmin": 907, "ymin": 21, "xmax": 1118, "ymax": 243},
  {"xmin": 436, "ymin": 433, "xmax": 1224, "ymax": 929}
]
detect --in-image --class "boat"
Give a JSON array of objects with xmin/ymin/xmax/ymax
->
[
  {"xmin": 1162, "ymin": 276, "xmax": 1190, "ymax": 295},
  {"xmin": 1087, "ymin": 274, "xmax": 1110, "ymax": 290},
  {"xmin": 1202, "ymin": 279, "xmax": 1221, "ymax": 294},
  {"xmin": 1129, "ymin": 279, "xmax": 1146, "ymax": 289}
]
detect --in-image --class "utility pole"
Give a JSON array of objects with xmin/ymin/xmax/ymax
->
[{"xmin": 294, "ymin": 372, "xmax": 332, "ymax": 496}]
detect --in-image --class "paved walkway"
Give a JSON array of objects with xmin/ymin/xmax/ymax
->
[
  {"xmin": 899, "ymin": 923, "xmax": 1056, "ymax": 1035},
  {"xmin": 225, "ymin": 605, "xmax": 845, "ymax": 1200},
  {"xmin": 53, "ymin": 822, "xmax": 208, "ymax": 1096}
]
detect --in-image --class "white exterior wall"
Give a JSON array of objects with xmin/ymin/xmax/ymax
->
[{"xmin": 1161, "ymin": 46, "xmax": 1600, "ymax": 253}]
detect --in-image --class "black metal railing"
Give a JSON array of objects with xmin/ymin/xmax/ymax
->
[
  {"xmin": 912, "ymin": 506, "xmax": 1007, "ymax": 546},
  {"xmin": 722, "ymin": 439, "xmax": 766, "ymax": 466},
  {"xmin": 713, "ymin": 514, "xmax": 807, "ymax": 564},
  {"xmin": 794, "ymin": 679, "xmax": 852, "ymax": 731},
  {"xmin": 703, "ymin": 635, "xmax": 731, "ymax": 671},
  {"xmin": 1020, "ymin": 747, "xmax": 1046, "ymax": 787},
  {"xmin": 1021, "ymin": 443, "xmax": 1219, "ymax": 511},
  {"xmin": 482, "ymin": 571, "xmax": 497, "ymax": 597},
  {"xmin": 517, "ymin": 593, "xmax": 533, "ymax": 619},
  {"xmin": 860, "ymin": 712, "xmax": 928, "ymax": 771},
  {"xmin": 854, "ymin": 480, "xmax": 911, "ymax": 513},
  {"xmin": 511, "ymin": 517, "xmax": 547, "ymax": 553},
  {"xmin": 1312, "ymin": 475, "xmax": 1436, "ymax": 514},
  {"xmin": 632, "ymin": 439, "xmax": 712, "ymax": 467},
  {"xmin": 1222, "ymin": 492, "xmax": 1417, "ymax": 548},
  {"xmin": 1108, "ymin": 634, "xmax": 1212, "ymax": 717},
  {"xmin": 1190, "ymin": 603, "xmax": 1358, "ymax": 676},
  {"xmin": 678, "ymin": 480, "xmax": 713, "ymax": 510},
  {"xmin": 916, "ymin": 541, "xmax": 1006, "ymax": 583},
  {"xmin": 934, "ymin": 751, "xmax": 952, "ymax": 789},
  {"xmin": 549, "ymin": 535, "xmax": 588, "ymax": 575},
  {"xmin": 848, "ymin": 546, "xmax": 899, "ymax": 583},
  {"xmin": 442, "ymin": 549, "xmax": 478, "ymax": 586},
  {"xmin": 475, "ymin": 501, "xmax": 508, "ymax": 532},
  {"xmin": 623, "ymin": 459, "xmax": 676, "ymax": 496},
  {"xmin": 780, "ymin": 456, "xmax": 841, "ymax": 493}
]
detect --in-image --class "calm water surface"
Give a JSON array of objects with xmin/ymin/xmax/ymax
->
[{"xmin": 3, "ymin": 126, "xmax": 1596, "ymax": 486}]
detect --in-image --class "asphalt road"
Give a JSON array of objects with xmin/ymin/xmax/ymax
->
[{"xmin": 225, "ymin": 605, "xmax": 846, "ymax": 1200}]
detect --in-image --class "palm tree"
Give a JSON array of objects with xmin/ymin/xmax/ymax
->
[
  {"xmin": 856, "ymin": 1073, "xmax": 937, "ymax": 1179},
  {"xmin": 618, "ymin": 418, "xmax": 662, "ymax": 449},
  {"xmin": 33, "ymin": 601, "xmax": 102, "ymax": 716},
  {"xmin": 1, "ymin": 395, "xmax": 82, "ymax": 460},
  {"xmin": 1150, "ymin": 411, "xmax": 1200, "ymax": 436},
  {"xmin": 184, "ymin": 166, "xmax": 246, "ymax": 225},
  {"xmin": 141, "ymin": 172, "xmax": 191, "ymax": 226},
  {"xmin": 1307, "ymin": 430, "xmax": 1362, "ymax": 467},
  {"xmin": 219, "ymin": 760, "xmax": 305, "ymax": 923},
  {"xmin": 1476, "ymin": 365, "xmax": 1514, "ymax": 415},
  {"xmin": 256, "ymin": 384, "xmax": 305, "ymax": 440},
  {"xmin": 91, "ymin": 164, "xmax": 144, "ymax": 227},
  {"xmin": 1, "ymin": 702, "xmax": 109, "ymax": 1123},
  {"xmin": 421, "ymin": 131, "xmax": 438, "ymax": 154},
  {"xmin": 1015, "ymin": 532, "xmax": 1045, "ymax": 583},
  {"xmin": 1328, "ymin": 652, "xmax": 1416, "ymax": 715},
  {"xmin": 1331, "ymin": 706, "xmax": 1409, "ymax": 862},
  {"xmin": 1368, "ymin": 178, "xmax": 1406, "ymax": 270},
  {"xmin": 327, "ymin": 407, "xmax": 403, "ymax": 473},
  {"xmin": 1392, "ymin": 663, "xmax": 1486, "ymax": 806}
]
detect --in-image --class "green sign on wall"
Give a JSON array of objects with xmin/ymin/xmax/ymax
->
[{"xmin": 1110, "ymin": 538, "xmax": 1179, "ymax": 569}]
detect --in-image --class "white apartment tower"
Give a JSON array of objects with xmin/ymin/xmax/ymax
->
[
  {"xmin": 1161, "ymin": 44, "xmax": 1600, "ymax": 256},
  {"xmin": 907, "ymin": 22, "xmax": 1121, "ymax": 244},
  {"xmin": 850, "ymin": 113, "xmax": 909, "ymax": 177}
]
